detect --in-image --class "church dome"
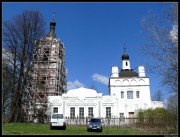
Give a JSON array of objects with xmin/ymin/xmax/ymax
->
[
  {"xmin": 122, "ymin": 53, "xmax": 129, "ymax": 60},
  {"xmin": 66, "ymin": 87, "xmax": 98, "ymax": 97},
  {"xmin": 121, "ymin": 48, "xmax": 129, "ymax": 60},
  {"xmin": 47, "ymin": 19, "xmax": 56, "ymax": 38},
  {"xmin": 119, "ymin": 70, "xmax": 138, "ymax": 77}
]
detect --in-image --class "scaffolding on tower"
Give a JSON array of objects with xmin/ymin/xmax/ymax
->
[{"xmin": 23, "ymin": 18, "xmax": 67, "ymax": 123}]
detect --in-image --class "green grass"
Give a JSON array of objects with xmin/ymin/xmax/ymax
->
[{"xmin": 2, "ymin": 123, "xmax": 146, "ymax": 135}]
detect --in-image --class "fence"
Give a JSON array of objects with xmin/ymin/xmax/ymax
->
[
  {"xmin": 66, "ymin": 117, "xmax": 128, "ymax": 126},
  {"xmin": 66, "ymin": 117, "xmax": 142, "ymax": 128},
  {"xmin": 65, "ymin": 117, "xmax": 176, "ymax": 129}
]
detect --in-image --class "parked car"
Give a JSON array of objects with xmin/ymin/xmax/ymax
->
[
  {"xmin": 87, "ymin": 118, "xmax": 103, "ymax": 132},
  {"xmin": 50, "ymin": 114, "xmax": 66, "ymax": 130}
]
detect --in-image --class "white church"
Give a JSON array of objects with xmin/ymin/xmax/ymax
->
[{"xmin": 47, "ymin": 48, "xmax": 164, "ymax": 118}]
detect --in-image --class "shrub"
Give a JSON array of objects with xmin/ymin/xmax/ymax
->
[{"xmin": 136, "ymin": 108, "xmax": 176, "ymax": 129}]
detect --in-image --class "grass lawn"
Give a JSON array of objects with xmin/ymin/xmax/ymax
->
[{"xmin": 2, "ymin": 123, "xmax": 146, "ymax": 135}]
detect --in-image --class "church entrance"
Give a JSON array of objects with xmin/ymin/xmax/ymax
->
[
  {"xmin": 128, "ymin": 112, "xmax": 134, "ymax": 117},
  {"xmin": 128, "ymin": 112, "xmax": 135, "ymax": 125}
]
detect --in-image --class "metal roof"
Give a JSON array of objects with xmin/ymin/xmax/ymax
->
[
  {"xmin": 47, "ymin": 20, "xmax": 56, "ymax": 38},
  {"xmin": 119, "ymin": 70, "xmax": 138, "ymax": 77}
]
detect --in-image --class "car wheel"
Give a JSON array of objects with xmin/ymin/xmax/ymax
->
[
  {"xmin": 50, "ymin": 126, "xmax": 53, "ymax": 130},
  {"xmin": 64, "ymin": 126, "xmax": 66, "ymax": 130}
]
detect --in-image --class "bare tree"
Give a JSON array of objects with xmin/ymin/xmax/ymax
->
[
  {"xmin": 141, "ymin": 3, "xmax": 178, "ymax": 94},
  {"xmin": 141, "ymin": 4, "xmax": 178, "ymax": 129},
  {"xmin": 2, "ymin": 53, "xmax": 12, "ymax": 122},
  {"xmin": 152, "ymin": 90, "xmax": 164, "ymax": 101},
  {"xmin": 166, "ymin": 95, "xmax": 178, "ymax": 117},
  {"xmin": 2, "ymin": 10, "xmax": 46, "ymax": 122}
]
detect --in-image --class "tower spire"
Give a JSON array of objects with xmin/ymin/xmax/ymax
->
[
  {"xmin": 124, "ymin": 48, "xmax": 126, "ymax": 54},
  {"xmin": 52, "ymin": 11, "xmax": 55, "ymax": 21},
  {"xmin": 47, "ymin": 11, "xmax": 56, "ymax": 38},
  {"xmin": 124, "ymin": 43, "xmax": 126, "ymax": 54}
]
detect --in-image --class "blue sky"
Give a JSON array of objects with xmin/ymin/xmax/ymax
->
[{"xmin": 2, "ymin": 2, "xmax": 171, "ymax": 101}]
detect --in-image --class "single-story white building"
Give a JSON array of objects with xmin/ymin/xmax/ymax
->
[{"xmin": 47, "ymin": 87, "xmax": 164, "ymax": 118}]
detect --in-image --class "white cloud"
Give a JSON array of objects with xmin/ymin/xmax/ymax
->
[
  {"xmin": 67, "ymin": 80, "xmax": 85, "ymax": 90},
  {"xmin": 169, "ymin": 25, "xmax": 178, "ymax": 46},
  {"xmin": 92, "ymin": 73, "xmax": 109, "ymax": 85},
  {"xmin": 2, "ymin": 48, "xmax": 15, "ymax": 69},
  {"xmin": 2, "ymin": 48, "xmax": 13, "ymax": 61}
]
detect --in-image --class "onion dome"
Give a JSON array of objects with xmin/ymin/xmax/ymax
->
[
  {"xmin": 47, "ymin": 19, "xmax": 56, "ymax": 38},
  {"xmin": 122, "ymin": 48, "xmax": 129, "ymax": 60}
]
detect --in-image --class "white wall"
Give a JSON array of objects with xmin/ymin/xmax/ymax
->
[
  {"xmin": 151, "ymin": 101, "xmax": 164, "ymax": 109},
  {"xmin": 109, "ymin": 77, "xmax": 151, "ymax": 102},
  {"xmin": 47, "ymin": 86, "xmax": 163, "ymax": 118}
]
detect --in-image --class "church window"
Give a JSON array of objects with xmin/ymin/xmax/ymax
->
[
  {"xmin": 136, "ymin": 91, "xmax": 140, "ymax": 98},
  {"xmin": 127, "ymin": 91, "xmax": 133, "ymax": 99},
  {"xmin": 106, "ymin": 107, "xmax": 111, "ymax": 118},
  {"xmin": 120, "ymin": 113, "xmax": 124, "ymax": 117},
  {"xmin": 119, "ymin": 113, "xmax": 125, "ymax": 121},
  {"xmin": 121, "ymin": 91, "xmax": 124, "ymax": 98},
  {"xmin": 70, "ymin": 107, "xmax": 75, "ymax": 118},
  {"xmin": 88, "ymin": 107, "xmax": 93, "ymax": 118},
  {"xmin": 126, "ymin": 62, "xmax": 128, "ymax": 66},
  {"xmin": 79, "ymin": 107, "xmax": 84, "ymax": 118},
  {"xmin": 53, "ymin": 107, "xmax": 58, "ymax": 113}
]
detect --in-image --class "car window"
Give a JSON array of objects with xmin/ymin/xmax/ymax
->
[
  {"xmin": 90, "ymin": 119, "xmax": 101, "ymax": 123},
  {"xmin": 52, "ymin": 114, "xmax": 63, "ymax": 119}
]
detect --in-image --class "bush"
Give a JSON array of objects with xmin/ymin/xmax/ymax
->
[{"xmin": 136, "ymin": 108, "xmax": 176, "ymax": 129}]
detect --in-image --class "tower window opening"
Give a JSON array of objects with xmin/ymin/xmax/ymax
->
[
  {"xmin": 126, "ymin": 62, "xmax": 128, "ymax": 66},
  {"xmin": 43, "ymin": 48, "xmax": 50, "ymax": 61},
  {"xmin": 41, "ymin": 77, "xmax": 46, "ymax": 84}
]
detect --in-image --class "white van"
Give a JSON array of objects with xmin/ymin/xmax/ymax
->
[{"xmin": 50, "ymin": 114, "xmax": 66, "ymax": 130}]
